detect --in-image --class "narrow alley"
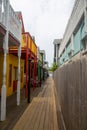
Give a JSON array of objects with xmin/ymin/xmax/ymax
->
[
  {"xmin": 12, "ymin": 77, "xmax": 58, "ymax": 130},
  {"xmin": 1, "ymin": 0, "xmax": 87, "ymax": 130}
]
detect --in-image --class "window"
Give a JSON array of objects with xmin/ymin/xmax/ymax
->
[
  {"xmin": 14, "ymin": 67, "xmax": 18, "ymax": 80},
  {"xmin": 9, "ymin": 64, "xmax": 12, "ymax": 87}
]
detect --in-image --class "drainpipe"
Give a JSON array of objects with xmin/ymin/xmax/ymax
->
[{"xmin": 1, "ymin": 0, "xmax": 9, "ymax": 121}]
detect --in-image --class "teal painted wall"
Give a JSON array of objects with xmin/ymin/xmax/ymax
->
[
  {"xmin": 74, "ymin": 20, "xmax": 85, "ymax": 54},
  {"xmin": 59, "ymin": 50, "xmax": 66, "ymax": 65},
  {"xmin": 81, "ymin": 23, "xmax": 85, "ymax": 39},
  {"xmin": 81, "ymin": 22, "xmax": 85, "ymax": 50},
  {"xmin": 59, "ymin": 19, "xmax": 85, "ymax": 66},
  {"xmin": 59, "ymin": 41, "xmax": 71, "ymax": 65},
  {"xmin": 73, "ymin": 26, "xmax": 81, "ymax": 55}
]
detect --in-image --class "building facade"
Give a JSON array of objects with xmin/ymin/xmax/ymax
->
[
  {"xmin": 0, "ymin": 0, "xmax": 48, "ymax": 121},
  {"xmin": 53, "ymin": 39, "xmax": 62, "ymax": 66},
  {"xmin": 0, "ymin": 0, "xmax": 22, "ymax": 121},
  {"xmin": 0, "ymin": 54, "xmax": 24, "ymax": 96},
  {"xmin": 37, "ymin": 48, "xmax": 48, "ymax": 85},
  {"xmin": 59, "ymin": 0, "xmax": 87, "ymax": 66},
  {"xmin": 10, "ymin": 12, "xmax": 38, "ymax": 97},
  {"xmin": 37, "ymin": 48, "xmax": 43, "ymax": 86}
]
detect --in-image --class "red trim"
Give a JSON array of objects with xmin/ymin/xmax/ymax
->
[
  {"xmin": 17, "ymin": 12, "xmax": 25, "ymax": 33},
  {"xmin": 9, "ymin": 49, "xmax": 17, "ymax": 53},
  {"xmin": 21, "ymin": 49, "xmax": 27, "ymax": 53},
  {"xmin": 0, "ymin": 48, "xmax": 3, "ymax": 52}
]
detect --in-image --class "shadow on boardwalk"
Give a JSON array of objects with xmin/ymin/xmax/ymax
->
[{"xmin": 0, "ymin": 84, "xmax": 43, "ymax": 130}]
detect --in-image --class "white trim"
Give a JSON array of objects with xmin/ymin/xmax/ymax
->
[
  {"xmin": 1, "ymin": 0, "xmax": 10, "ymax": 120},
  {"xmin": 1, "ymin": 50, "xmax": 7, "ymax": 121}
]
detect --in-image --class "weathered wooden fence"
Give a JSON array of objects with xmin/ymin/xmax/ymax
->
[{"xmin": 54, "ymin": 57, "xmax": 87, "ymax": 130}]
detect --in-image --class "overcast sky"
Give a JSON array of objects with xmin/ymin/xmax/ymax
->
[{"xmin": 10, "ymin": 0, "xmax": 75, "ymax": 67}]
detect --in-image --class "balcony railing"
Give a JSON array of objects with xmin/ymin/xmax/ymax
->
[
  {"xmin": 22, "ymin": 33, "xmax": 37, "ymax": 56},
  {"xmin": 0, "ymin": 0, "xmax": 21, "ymax": 42}
]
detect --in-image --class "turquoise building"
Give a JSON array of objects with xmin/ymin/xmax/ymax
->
[{"xmin": 59, "ymin": 0, "xmax": 87, "ymax": 66}]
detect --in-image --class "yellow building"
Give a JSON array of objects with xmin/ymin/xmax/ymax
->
[{"xmin": 0, "ymin": 53, "xmax": 24, "ymax": 97}]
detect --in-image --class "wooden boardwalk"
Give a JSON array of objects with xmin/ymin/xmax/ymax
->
[{"xmin": 13, "ymin": 78, "xmax": 58, "ymax": 130}]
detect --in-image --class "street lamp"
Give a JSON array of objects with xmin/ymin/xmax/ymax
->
[{"xmin": 28, "ymin": 58, "xmax": 31, "ymax": 103}]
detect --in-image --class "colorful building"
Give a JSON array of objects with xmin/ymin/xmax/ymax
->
[
  {"xmin": 0, "ymin": 54, "xmax": 24, "ymax": 96},
  {"xmin": 53, "ymin": 39, "xmax": 62, "ymax": 66},
  {"xmin": 0, "ymin": 0, "xmax": 48, "ymax": 121},
  {"xmin": 58, "ymin": 0, "xmax": 87, "ymax": 66},
  {"xmin": 37, "ymin": 48, "xmax": 48, "ymax": 84},
  {"xmin": 37, "ymin": 47, "xmax": 43, "ymax": 86},
  {"xmin": 9, "ymin": 12, "xmax": 38, "ymax": 97},
  {"xmin": 0, "ymin": 0, "xmax": 22, "ymax": 121}
]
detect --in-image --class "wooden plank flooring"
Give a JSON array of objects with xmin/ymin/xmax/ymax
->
[{"xmin": 13, "ymin": 78, "xmax": 58, "ymax": 130}]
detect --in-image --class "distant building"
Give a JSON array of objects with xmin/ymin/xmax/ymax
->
[
  {"xmin": 40, "ymin": 50, "xmax": 46, "ymax": 66},
  {"xmin": 44, "ymin": 61, "xmax": 49, "ymax": 70},
  {"xmin": 40, "ymin": 50, "xmax": 49, "ymax": 79},
  {"xmin": 53, "ymin": 39, "xmax": 62, "ymax": 65},
  {"xmin": 37, "ymin": 48, "xmax": 47, "ymax": 85},
  {"xmin": 43, "ymin": 61, "xmax": 49, "ymax": 78}
]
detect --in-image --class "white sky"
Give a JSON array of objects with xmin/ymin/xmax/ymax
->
[{"xmin": 10, "ymin": 0, "xmax": 75, "ymax": 67}]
